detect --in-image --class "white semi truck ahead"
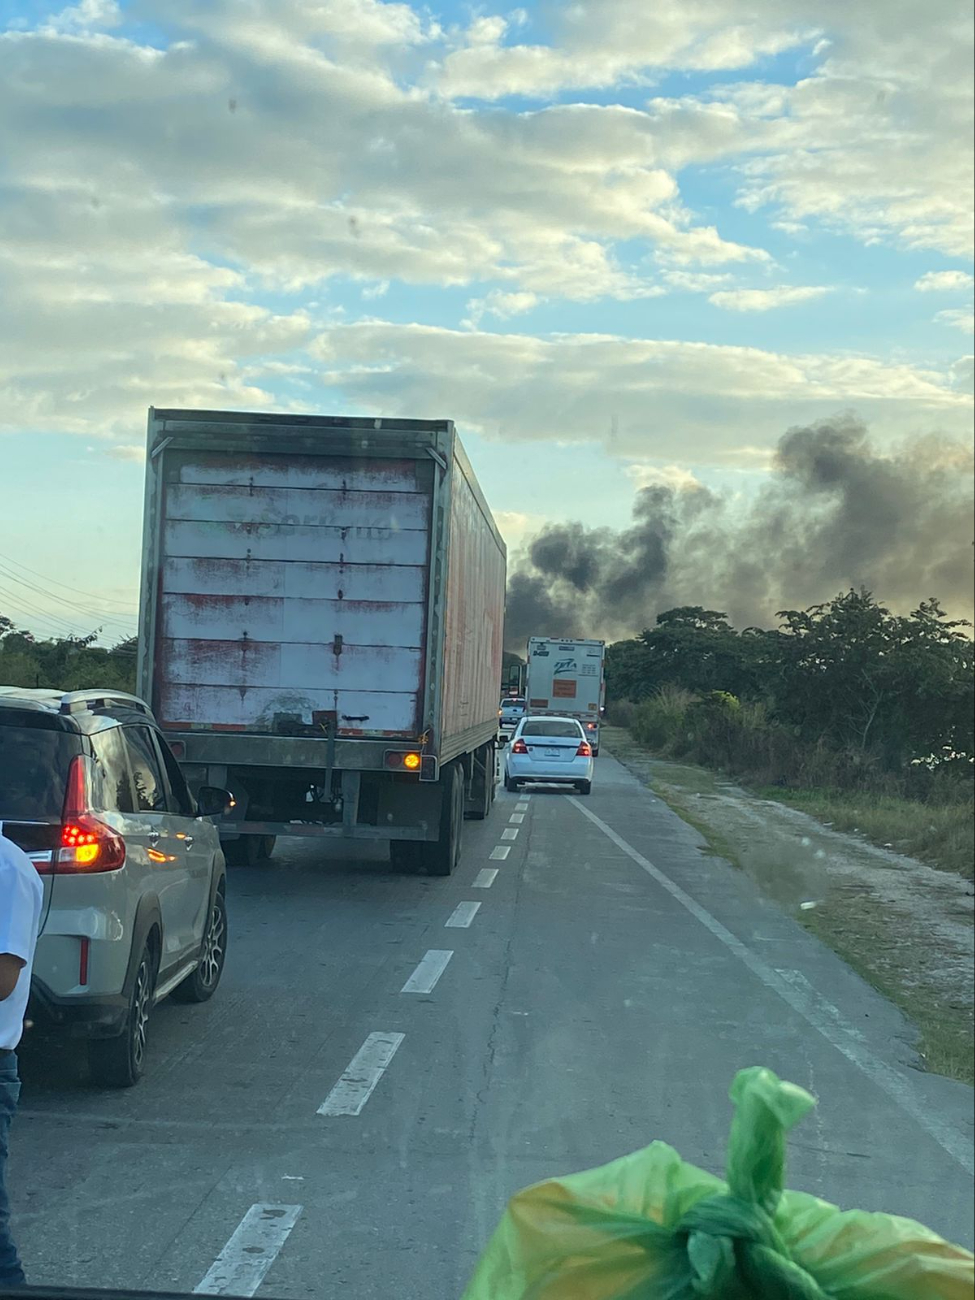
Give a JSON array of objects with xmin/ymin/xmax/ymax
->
[{"xmin": 524, "ymin": 637, "xmax": 606, "ymax": 754}]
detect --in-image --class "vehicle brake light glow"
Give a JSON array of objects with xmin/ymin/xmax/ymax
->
[
  {"xmin": 58, "ymin": 756, "xmax": 126, "ymax": 873},
  {"xmin": 511, "ymin": 739, "xmax": 528, "ymax": 754},
  {"xmin": 576, "ymin": 742, "xmax": 593, "ymax": 757}
]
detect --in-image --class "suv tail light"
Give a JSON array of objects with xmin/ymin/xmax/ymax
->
[
  {"xmin": 58, "ymin": 756, "xmax": 126, "ymax": 873},
  {"xmin": 511, "ymin": 739, "xmax": 528, "ymax": 754},
  {"xmin": 576, "ymin": 741, "xmax": 593, "ymax": 757}
]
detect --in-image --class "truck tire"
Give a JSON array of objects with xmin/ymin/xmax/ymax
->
[
  {"xmin": 428, "ymin": 765, "xmax": 463, "ymax": 876},
  {"xmin": 466, "ymin": 741, "xmax": 494, "ymax": 820},
  {"xmin": 222, "ymin": 836, "xmax": 269, "ymax": 866},
  {"xmin": 390, "ymin": 839, "xmax": 423, "ymax": 871}
]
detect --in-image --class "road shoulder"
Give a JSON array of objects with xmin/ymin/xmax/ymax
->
[{"xmin": 602, "ymin": 726, "xmax": 975, "ymax": 1085}]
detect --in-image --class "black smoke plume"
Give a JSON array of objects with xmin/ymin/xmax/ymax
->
[{"xmin": 504, "ymin": 417, "xmax": 974, "ymax": 649}]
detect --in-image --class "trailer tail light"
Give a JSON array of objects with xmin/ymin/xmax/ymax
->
[
  {"xmin": 511, "ymin": 739, "xmax": 528, "ymax": 754},
  {"xmin": 168, "ymin": 740, "xmax": 186, "ymax": 759},
  {"xmin": 58, "ymin": 757, "xmax": 126, "ymax": 873},
  {"xmin": 576, "ymin": 741, "xmax": 593, "ymax": 757},
  {"xmin": 384, "ymin": 750, "xmax": 422, "ymax": 771}
]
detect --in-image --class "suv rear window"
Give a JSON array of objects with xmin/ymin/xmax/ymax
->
[
  {"xmin": 0, "ymin": 720, "xmax": 77, "ymax": 819},
  {"xmin": 522, "ymin": 720, "xmax": 582, "ymax": 738},
  {"xmin": 503, "ymin": 699, "xmax": 526, "ymax": 709}
]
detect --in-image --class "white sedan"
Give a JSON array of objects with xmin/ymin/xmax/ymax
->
[{"xmin": 503, "ymin": 715, "xmax": 594, "ymax": 795}]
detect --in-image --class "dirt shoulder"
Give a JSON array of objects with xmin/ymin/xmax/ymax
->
[{"xmin": 603, "ymin": 725, "xmax": 975, "ymax": 1084}]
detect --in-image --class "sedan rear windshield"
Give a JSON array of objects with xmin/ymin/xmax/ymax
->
[
  {"xmin": 0, "ymin": 720, "xmax": 77, "ymax": 819},
  {"xmin": 522, "ymin": 720, "xmax": 582, "ymax": 738},
  {"xmin": 503, "ymin": 699, "xmax": 526, "ymax": 709}
]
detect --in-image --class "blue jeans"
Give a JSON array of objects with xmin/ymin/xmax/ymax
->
[{"xmin": 0, "ymin": 1052, "xmax": 25, "ymax": 1287}]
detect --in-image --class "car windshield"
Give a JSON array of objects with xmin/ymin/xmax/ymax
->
[
  {"xmin": 521, "ymin": 720, "xmax": 581, "ymax": 738},
  {"xmin": 0, "ymin": 721, "xmax": 73, "ymax": 820},
  {"xmin": 1, "ymin": 2, "xmax": 973, "ymax": 1298}
]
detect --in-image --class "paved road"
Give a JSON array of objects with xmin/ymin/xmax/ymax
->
[{"xmin": 12, "ymin": 751, "xmax": 974, "ymax": 1296}]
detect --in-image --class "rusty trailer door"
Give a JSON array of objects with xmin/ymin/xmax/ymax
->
[{"xmin": 152, "ymin": 451, "xmax": 433, "ymax": 739}]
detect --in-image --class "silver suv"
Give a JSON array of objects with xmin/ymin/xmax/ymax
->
[{"xmin": 0, "ymin": 687, "xmax": 230, "ymax": 1086}]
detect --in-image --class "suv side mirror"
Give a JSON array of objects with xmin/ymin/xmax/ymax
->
[{"xmin": 197, "ymin": 786, "xmax": 233, "ymax": 817}]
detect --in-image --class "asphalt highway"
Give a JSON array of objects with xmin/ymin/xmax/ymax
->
[{"xmin": 11, "ymin": 749, "xmax": 974, "ymax": 1297}]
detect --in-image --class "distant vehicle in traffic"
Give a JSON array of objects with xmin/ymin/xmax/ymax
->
[
  {"xmin": 503, "ymin": 715, "xmax": 593, "ymax": 795},
  {"xmin": 525, "ymin": 637, "xmax": 606, "ymax": 755},
  {"xmin": 498, "ymin": 696, "xmax": 526, "ymax": 729},
  {"xmin": 0, "ymin": 686, "xmax": 231, "ymax": 1087}
]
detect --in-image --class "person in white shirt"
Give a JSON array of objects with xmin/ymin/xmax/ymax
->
[{"xmin": 0, "ymin": 833, "xmax": 43, "ymax": 1288}]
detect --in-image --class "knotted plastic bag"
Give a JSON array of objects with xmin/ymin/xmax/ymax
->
[{"xmin": 461, "ymin": 1066, "xmax": 973, "ymax": 1299}]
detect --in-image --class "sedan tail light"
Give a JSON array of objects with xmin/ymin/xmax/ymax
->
[
  {"xmin": 58, "ymin": 756, "xmax": 126, "ymax": 873},
  {"xmin": 576, "ymin": 742, "xmax": 593, "ymax": 757},
  {"xmin": 511, "ymin": 738, "xmax": 529, "ymax": 754}
]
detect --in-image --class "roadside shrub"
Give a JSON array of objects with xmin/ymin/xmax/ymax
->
[
  {"xmin": 608, "ymin": 698, "xmax": 639, "ymax": 730},
  {"xmin": 632, "ymin": 684, "xmax": 694, "ymax": 751}
]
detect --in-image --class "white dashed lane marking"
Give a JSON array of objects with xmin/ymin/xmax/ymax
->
[
  {"xmin": 489, "ymin": 846, "xmax": 511, "ymax": 861},
  {"xmin": 509, "ymin": 813, "xmax": 525, "ymax": 824},
  {"xmin": 473, "ymin": 868, "xmax": 498, "ymax": 888},
  {"xmin": 317, "ymin": 1033, "xmax": 405, "ymax": 1117},
  {"xmin": 401, "ymin": 950, "xmax": 454, "ymax": 993},
  {"xmin": 501, "ymin": 827, "xmax": 518, "ymax": 841},
  {"xmin": 194, "ymin": 1204, "xmax": 302, "ymax": 1296},
  {"xmin": 445, "ymin": 901, "xmax": 481, "ymax": 928}
]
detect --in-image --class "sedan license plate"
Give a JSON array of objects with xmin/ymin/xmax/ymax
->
[{"xmin": 543, "ymin": 747, "xmax": 560, "ymax": 758}]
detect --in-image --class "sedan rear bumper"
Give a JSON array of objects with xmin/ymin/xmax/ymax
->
[{"xmin": 505, "ymin": 756, "xmax": 594, "ymax": 783}]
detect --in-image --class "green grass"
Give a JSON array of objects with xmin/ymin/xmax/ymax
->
[{"xmin": 756, "ymin": 786, "xmax": 974, "ymax": 881}]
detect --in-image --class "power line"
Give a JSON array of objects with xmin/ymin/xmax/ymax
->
[
  {"xmin": 0, "ymin": 546, "xmax": 139, "ymax": 611},
  {"xmin": 0, "ymin": 563, "xmax": 137, "ymax": 635}
]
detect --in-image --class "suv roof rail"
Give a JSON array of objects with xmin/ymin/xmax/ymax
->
[{"xmin": 58, "ymin": 690, "xmax": 153, "ymax": 717}]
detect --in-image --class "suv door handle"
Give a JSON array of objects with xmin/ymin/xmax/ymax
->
[
  {"xmin": 181, "ymin": 835, "xmax": 194, "ymax": 848},
  {"xmin": 147, "ymin": 831, "xmax": 160, "ymax": 846}
]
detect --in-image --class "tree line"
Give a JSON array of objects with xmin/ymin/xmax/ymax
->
[
  {"xmin": 605, "ymin": 590, "xmax": 974, "ymax": 795},
  {"xmin": 0, "ymin": 615, "xmax": 138, "ymax": 694}
]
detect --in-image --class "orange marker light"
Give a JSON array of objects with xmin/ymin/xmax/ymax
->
[{"xmin": 403, "ymin": 752, "xmax": 421, "ymax": 771}]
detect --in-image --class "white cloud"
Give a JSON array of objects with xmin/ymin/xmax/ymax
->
[
  {"xmin": 493, "ymin": 509, "xmax": 549, "ymax": 552},
  {"xmin": 45, "ymin": 0, "xmax": 121, "ymax": 33},
  {"xmin": 626, "ymin": 463, "xmax": 704, "ymax": 491},
  {"xmin": 434, "ymin": 2, "xmax": 813, "ymax": 100},
  {"xmin": 709, "ymin": 285, "xmax": 831, "ymax": 312},
  {"xmin": 310, "ymin": 320, "xmax": 971, "ymax": 463},
  {"xmin": 661, "ymin": 269, "xmax": 735, "ymax": 292},
  {"xmin": 935, "ymin": 308, "xmax": 975, "ymax": 335},
  {"xmin": 464, "ymin": 289, "xmax": 539, "ymax": 328},
  {"xmin": 362, "ymin": 280, "xmax": 390, "ymax": 299},
  {"xmin": 915, "ymin": 270, "xmax": 975, "ymax": 293},
  {"xmin": 102, "ymin": 444, "xmax": 145, "ymax": 462}
]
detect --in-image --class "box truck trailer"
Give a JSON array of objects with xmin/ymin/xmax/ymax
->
[
  {"xmin": 137, "ymin": 408, "xmax": 506, "ymax": 875},
  {"xmin": 524, "ymin": 636, "xmax": 606, "ymax": 754}
]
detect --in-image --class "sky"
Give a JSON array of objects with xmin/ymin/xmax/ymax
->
[{"xmin": 0, "ymin": 0, "xmax": 972, "ymax": 645}]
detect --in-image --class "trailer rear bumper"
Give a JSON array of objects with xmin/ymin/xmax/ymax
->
[{"xmin": 220, "ymin": 820, "xmax": 435, "ymax": 841}]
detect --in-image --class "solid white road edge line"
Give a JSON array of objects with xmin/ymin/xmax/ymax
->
[
  {"xmin": 401, "ymin": 950, "xmax": 454, "ymax": 994},
  {"xmin": 501, "ymin": 827, "xmax": 519, "ymax": 841},
  {"xmin": 567, "ymin": 796, "xmax": 974, "ymax": 1176},
  {"xmin": 489, "ymin": 846, "xmax": 511, "ymax": 860},
  {"xmin": 473, "ymin": 868, "xmax": 499, "ymax": 888},
  {"xmin": 317, "ymin": 1032, "xmax": 405, "ymax": 1117},
  {"xmin": 445, "ymin": 901, "xmax": 481, "ymax": 928},
  {"xmin": 194, "ymin": 1204, "xmax": 302, "ymax": 1296}
]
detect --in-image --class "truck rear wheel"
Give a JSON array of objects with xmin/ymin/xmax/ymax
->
[
  {"xmin": 390, "ymin": 839, "xmax": 423, "ymax": 871},
  {"xmin": 428, "ymin": 765, "xmax": 463, "ymax": 877},
  {"xmin": 466, "ymin": 741, "xmax": 495, "ymax": 820}
]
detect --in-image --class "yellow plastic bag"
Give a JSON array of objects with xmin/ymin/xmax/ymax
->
[{"xmin": 461, "ymin": 1067, "xmax": 973, "ymax": 1299}]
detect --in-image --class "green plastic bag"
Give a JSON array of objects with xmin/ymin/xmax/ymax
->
[{"xmin": 461, "ymin": 1067, "xmax": 973, "ymax": 1299}]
